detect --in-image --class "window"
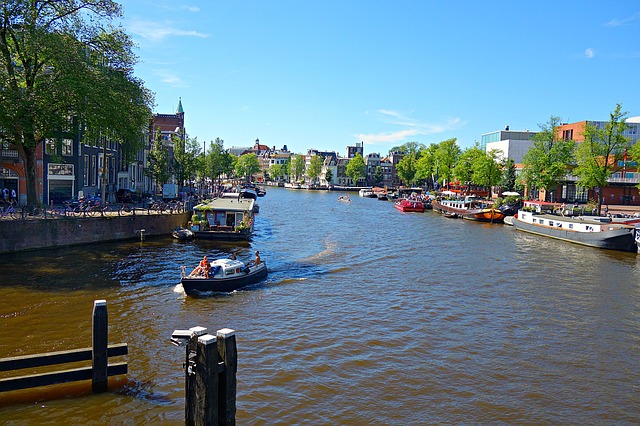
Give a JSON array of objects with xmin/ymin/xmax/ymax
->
[
  {"xmin": 62, "ymin": 139, "xmax": 73, "ymax": 156},
  {"xmin": 91, "ymin": 155, "xmax": 97, "ymax": 186},
  {"xmin": 83, "ymin": 154, "xmax": 89, "ymax": 186},
  {"xmin": 45, "ymin": 139, "xmax": 57, "ymax": 155}
]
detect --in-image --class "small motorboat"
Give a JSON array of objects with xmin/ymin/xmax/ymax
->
[
  {"xmin": 338, "ymin": 195, "xmax": 351, "ymax": 202},
  {"xmin": 172, "ymin": 227, "xmax": 194, "ymax": 240},
  {"xmin": 180, "ymin": 258, "xmax": 268, "ymax": 295}
]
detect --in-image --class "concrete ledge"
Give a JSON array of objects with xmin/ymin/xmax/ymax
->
[{"xmin": 0, "ymin": 212, "xmax": 190, "ymax": 254}]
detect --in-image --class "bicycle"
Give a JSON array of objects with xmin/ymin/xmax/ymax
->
[
  {"xmin": 168, "ymin": 200, "xmax": 184, "ymax": 214},
  {"xmin": 147, "ymin": 200, "xmax": 167, "ymax": 214},
  {"xmin": 120, "ymin": 202, "xmax": 137, "ymax": 216},
  {"xmin": 0, "ymin": 200, "xmax": 17, "ymax": 219}
]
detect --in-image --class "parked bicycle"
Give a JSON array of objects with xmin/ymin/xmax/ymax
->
[
  {"xmin": 0, "ymin": 200, "xmax": 17, "ymax": 219},
  {"xmin": 147, "ymin": 199, "xmax": 167, "ymax": 214},
  {"xmin": 118, "ymin": 202, "xmax": 136, "ymax": 216},
  {"xmin": 168, "ymin": 200, "xmax": 184, "ymax": 213}
]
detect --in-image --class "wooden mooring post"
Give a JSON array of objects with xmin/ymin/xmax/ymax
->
[
  {"xmin": 171, "ymin": 326, "xmax": 237, "ymax": 426},
  {"xmin": 0, "ymin": 300, "xmax": 127, "ymax": 394}
]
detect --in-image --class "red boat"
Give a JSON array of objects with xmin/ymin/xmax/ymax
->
[{"xmin": 394, "ymin": 199, "xmax": 425, "ymax": 213}]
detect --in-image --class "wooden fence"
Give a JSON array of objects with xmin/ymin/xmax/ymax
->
[{"xmin": 0, "ymin": 300, "xmax": 127, "ymax": 393}]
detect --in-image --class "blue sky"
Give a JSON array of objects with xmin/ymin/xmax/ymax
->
[{"xmin": 117, "ymin": 1, "xmax": 640, "ymax": 155}]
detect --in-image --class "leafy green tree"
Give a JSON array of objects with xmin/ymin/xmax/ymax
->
[
  {"xmin": 454, "ymin": 145, "xmax": 484, "ymax": 186},
  {"xmin": 324, "ymin": 168, "xmax": 333, "ymax": 184},
  {"xmin": 0, "ymin": 0, "xmax": 153, "ymax": 206},
  {"xmin": 307, "ymin": 155, "xmax": 324, "ymax": 184},
  {"xmin": 521, "ymin": 116, "xmax": 575, "ymax": 200},
  {"xmin": 290, "ymin": 155, "xmax": 306, "ymax": 182},
  {"xmin": 500, "ymin": 158, "xmax": 517, "ymax": 191},
  {"xmin": 373, "ymin": 165, "xmax": 383, "ymax": 186},
  {"xmin": 434, "ymin": 138, "xmax": 461, "ymax": 187},
  {"xmin": 269, "ymin": 164, "xmax": 285, "ymax": 181},
  {"xmin": 396, "ymin": 153, "xmax": 417, "ymax": 186},
  {"xmin": 205, "ymin": 138, "xmax": 233, "ymax": 184},
  {"xmin": 473, "ymin": 149, "xmax": 503, "ymax": 196},
  {"xmin": 146, "ymin": 129, "xmax": 170, "ymax": 194},
  {"xmin": 573, "ymin": 104, "xmax": 630, "ymax": 214},
  {"xmin": 235, "ymin": 153, "xmax": 260, "ymax": 181},
  {"xmin": 415, "ymin": 143, "xmax": 439, "ymax": 188},
  {"xmin": 345, "ymin": 153, "xmax": 366, "ymax": 186}
]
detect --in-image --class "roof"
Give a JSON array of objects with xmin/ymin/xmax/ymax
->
[{"xmin": 194, "ymin": 197, "xmax": 254, "ymax": 212}]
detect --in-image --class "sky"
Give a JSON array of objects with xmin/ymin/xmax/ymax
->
[{"xmin": 116, "ymin": 0, "xmax": 640, "ymax": 156}]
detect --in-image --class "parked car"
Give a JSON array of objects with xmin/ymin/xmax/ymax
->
[{"xmin": 116, "ymin": 189, "xmax": 141, "ymax": 203}]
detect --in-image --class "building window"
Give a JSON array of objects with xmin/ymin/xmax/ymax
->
[
  {"xmin": 62, "ymin": 139, "xmax": 73, "ymax": 156},
  {"xmin": 45, "ymin": 139, "xmax": 57, "ymax": 155},
  {"xmin": 91, "ymin": 155, "xmax": 97, "ymax": 186},
  {"xmin": 83, "ymin": 154, "xmax": 89, "ymax": 186}
]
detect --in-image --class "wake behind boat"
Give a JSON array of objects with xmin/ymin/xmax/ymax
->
[{"xmin": 180, "ymin": 257, "xmax": 268, "ymax": 295}]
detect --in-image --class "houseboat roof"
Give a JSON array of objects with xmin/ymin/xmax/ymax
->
[{"xmin": 194, "ymin": 197, "xmax": 254, "ymax": 212}]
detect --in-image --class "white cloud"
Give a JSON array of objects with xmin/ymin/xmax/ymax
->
[
  {"xmin": 605, "ymin": 12, "xmax": 640, "ymax": 27},
  {"xmin": 585, "ymin": 48, "xmax": 595, "ymax": 59},
  {"xmin": 128, "ymin": 18, "xmax": 209, "ymax": 41},
  {"xmin": 154, "ymin": 70, "xmax": 188, "ymax": 88},
  {"xmin": 356, "ymin": 110, "xmax": 464, "ymax": 146}
]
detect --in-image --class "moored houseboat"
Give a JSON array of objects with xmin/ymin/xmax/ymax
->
[
  {"xmin": 512, "ymin": 210, "xmax": 637, "ymax": 252},
  {"xmin": 190, "ymin": 197, "xmax": 255, "ymax": 241},
  {"xmin": 432, "ymin": 196, "xmax": 505, "ymax": 223}
]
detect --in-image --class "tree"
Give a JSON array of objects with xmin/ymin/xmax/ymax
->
[
  {"xmin": 415, "ymin": 143, "xmax": 439, "ymax": 189},
  {"xmin": 454, "ymin": 145, "xmax": 484, "ymax": 187},
  {"xmin": 521, "ymin": 116, "xmax": 574, "ymax": 200},
  {"xmin": 146, "ymin": 129, "xmax": 170, "ymax": 194},
  {"xmin": 235, "ymin": 153, "xmax": 260, "ymax": 182},
  {"xmin": 324, "ymin": 168, "xmax": 333, "ymax": 185},
  {"xmin": 473, "ymin": 149, "xmax": 502, "ymax": 196},
  {"xmin": 269, "ymin": 164, "xmax": 285, "ymax": 181},
  {"xmin": 373, "ymin": 165, "xmax": 383, "ymax": 186},
  {"xmin": 500, "ymin": 158, "xmax": 517, "ymax": 191},
  {"xmin": 290, "ymin": 155, "xmax": 306, "ymax": 182},
  {"xmin": 0, "ymin": 1, "xmax": 153, "ymax": 206},
  {"xmin": 205, "ymin": 138, "xmax": 233, "ymax": 184},
  {"xmin": 434, "ymin": 138, "xmax": 460, "ymax": 187},
  {"xmin": 345, "ymin": 153, "xmax": 366, "ymax": 186},
  {"xmin": 573, "ymin": 104, "xmax": 630, "ymax": 214},
  {"xmin": 396, "ymin": 154, "xmax": 417, "ymax": 186},
  {"xmin": 307, "ymin": 155, "xmax": 323, "ymax": 184}
]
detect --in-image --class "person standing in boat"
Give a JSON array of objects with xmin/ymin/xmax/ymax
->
[{"xmin": 252, "ymin": 250, "xmax": 261, "ymax": 266}]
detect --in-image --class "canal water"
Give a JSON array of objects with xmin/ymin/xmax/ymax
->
[{"xmin": 1, "ymin": 187, "xmax": 639, "ymax": 424}]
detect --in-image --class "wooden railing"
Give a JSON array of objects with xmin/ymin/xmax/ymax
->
[{"xmin": 0, "ymin": 300, "xmax": 127, "ymax": 393}]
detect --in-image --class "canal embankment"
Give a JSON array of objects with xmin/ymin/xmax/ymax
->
[{"xmin": 0, "ymin": 211, "xmax": 190, "ymax": 254}]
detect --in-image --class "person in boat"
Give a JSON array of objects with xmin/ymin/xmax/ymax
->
[
  {"xmin": 228, "ymin": 252, "xmax": 237, "ymax": 260},
  {"xmin": 249, "ymin": 250, "xmax": 261, "ymax": 267},
  {"xmin": 190, "ymin": 256, "xmax": 211, "ymax": 278}
]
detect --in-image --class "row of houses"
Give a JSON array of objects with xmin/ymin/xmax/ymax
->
[{"xmin": 0, "ymin": 100, "xmax": 185, "ymax": 205}]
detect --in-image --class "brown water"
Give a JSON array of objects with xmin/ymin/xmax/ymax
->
[{"xmin": 1, "ymin": 187, "xmax": 639, "ymax": 424}]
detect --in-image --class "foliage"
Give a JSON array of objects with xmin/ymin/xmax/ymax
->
[
  {"xmin": 235, "ymin": 153, "xmax": 260, "ymax": 181},
  {"xmin": 521, "ymin": 116, "xmax": 575, "ymax": 194},
  {"xmin": 290, "ymin": 155, "xmax": 306, "ymax": 182},
  {"xmin": 205, "ymin": 138, "xmax": 233, "ymax": 183},
  {"xmin": 307, "ymin": 155, "xmax": 323, "ymax": 183},
  {"xmin": 500, "ymin": 158, "xmax": 517, "ymax": 190},
  {"xmin": 345, "ymin": 153, "xmax": 366, "ymax": 185},
  {"xmin": 573, "ymin": 104, "xmax": 630, "ymax": 214},
  {"xmin": 434, "ymin": 138, "xmax": 460, "ymax": 186},
  {"xmin": 396, "ymin": 153, "xmax": 417, "ymax": 186},
  {"xmin": 473, "ymin": 149, "xmax": 502, "ymax": 191},
  {"xmin": 269, "ymin": 163, "xmax": 286, "ymax": 180},
  {"xmin": 414, "ymin": 143, "xmax": 439, "ymax": 187},
  {"xmin": 324, "ymin": 168, "xmax": 333, "ymax": 184},
  {"xmin": 454, "ymin": 144, "xmax": 484, "ymax": 184},
  {"xmin": 0, "ymin": 0, "xmax": 153, "ymax": 205},
  {"xmin": 146, "ymin": 129, "xmax": 169, "ymax": 190},
  {"xmin": 373, "ymin": 165, "xmax": 383, "ymax": 185}
]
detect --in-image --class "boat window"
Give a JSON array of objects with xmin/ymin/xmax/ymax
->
[
  {"xmin": 557, "ymin": 223, "xmax": 562, "ymax": 228},
  {"xmin": 225, "ymin": 269, "xmax": 235, "ymax": 275},
  {"xmin": 533, "ymin": 218, "xmax": 537, "ymax": 223},
  {"xmin": 539, "ymin": 220, "xmax": 544, "ymax": 225},
  {"xmin": 548, "ymin": 221, "xmax": 553, "ymax": 226},
  {"xmin": 569, "ymin": 224, "xmax": 573, "ymax": 229}
]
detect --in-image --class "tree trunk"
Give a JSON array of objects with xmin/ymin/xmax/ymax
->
[{"xmin": 16, "ymin": 143, "xmax": 39, "ymax": 207}]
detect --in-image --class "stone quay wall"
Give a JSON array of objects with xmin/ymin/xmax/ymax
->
[{"xmin": 0, "ymin": 212, "xmax": 190, "ymax": 254}]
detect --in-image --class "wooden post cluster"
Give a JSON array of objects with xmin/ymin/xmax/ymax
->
[{"xmin": 172, "ymin": 326, "xmax": 237, "ymax": 426}]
